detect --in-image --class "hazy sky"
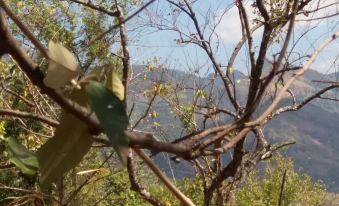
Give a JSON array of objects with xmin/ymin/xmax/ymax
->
[{"xmin": 126, "ymin": 0, "xmax": 338, "ymax": 76}]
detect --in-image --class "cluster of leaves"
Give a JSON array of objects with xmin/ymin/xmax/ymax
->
[
  {"xmin": 3, "ymin": 41, "xmax": 129, "ymax": 192},
  {"xmin": 178, "ymin": 104, "xmax": 196, "ymax": 133},
  {"xmin": 0, "ymin": 43, "xmax": 52, "ymax": 202},
  {"xmin": 0, "ymin": 1, "xmax": 141, "ymax": 202},
  {"xmin": 9, "ymin": 0, "xmax": 76, "ymax": 49}
]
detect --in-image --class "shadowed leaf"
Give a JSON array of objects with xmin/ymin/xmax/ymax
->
[
  {"xmin": 37, "ymin": 89, "xmax": 93, "ymax": 189},
  {"xmin": 5, "ymin": 137, "xmax": 39, "ymax": 176},
  {"xmin": 85, "ymin": 81, "xmax": 129, "ymax": 164}
]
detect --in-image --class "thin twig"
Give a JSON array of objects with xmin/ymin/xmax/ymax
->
[
  {"xmin": 64, "ymin": 153, "xmax": 114, "ymax": 205},
  {"xmin": 0, "ymin": 108, "xmax": 59, "ymax": 126},
  {"xmin": 134, "ymin": 149, "xmax": 195, "ymax": 206},
  {"xmin": 278, "ymin": 170, "xmax": 287, "ymax": 206},
  {"xmin": 67, "ymin": 0, "xmax": 119, "ymax": 16},
  {"xmin": 246, "ymin": 32, "xmax": 339, "ymax": 127},
  {"xmin": 312, "ymin": 80, "xmax": 339, "ymax": 84},
  {"xmin": 4, "ymin": 89, "xmax": 35, "ymax": 107}
]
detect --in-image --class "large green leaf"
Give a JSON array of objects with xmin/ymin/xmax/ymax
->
[
  {"xmin": 85, "ymin": 81, "xmax": 129, "ymax": 163},
  {"xmin": 37, "ymin": 89, "xmax": 93, "ymax": 189},
  {"xmin": 37, "ymin": 113, "xmax": 93, "ymax": 189},
  {"xmin": 5, "ymin": 137, "xmax": 39, "ymax": 176}
]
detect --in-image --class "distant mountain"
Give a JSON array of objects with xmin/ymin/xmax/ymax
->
[
  {"xmin": 267, "ymin": 102, "xmax": 339, "ymax": 191},
  {"xmin": 129, "ymin": 65, "xmax": 339, "ymax": 192},
  {"xmin": 325, "ymin": 71, "xmax": 339, "ymax": 81}
]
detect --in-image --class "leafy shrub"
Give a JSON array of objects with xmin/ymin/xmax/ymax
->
[{"xmin": 232, "ymin": 154, "xmax": 326, "ymax": 206}]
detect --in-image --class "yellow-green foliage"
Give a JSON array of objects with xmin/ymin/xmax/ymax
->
[
  {"xmin": 70, "ymin": 153, "xmax": 326, "ymax": 206},
  {"xmin": 233, "ymin": 154, "xmax": 326, "ymax": 206},
  {"xmin": 146, "ymin": 177, "xmax": 204, "ymax": 206}
]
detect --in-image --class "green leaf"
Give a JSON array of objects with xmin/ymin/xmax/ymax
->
[
  {"xmin": 37, "ymin": 89, "xmax": 93, "ymax": 189},
  {"xmin": 44, "ymin": 41, "xmax": 80, "ymax": 89},
  {"xmin": 37, "ymin": 113, "xmax": 93, "ymax": 189},
  {"xmin": 106, "ymin": 70, "xmax": 125, "ymax": 101},
  {"xmin": 85, "ymin": 81, "xmax": 129, "ymax": 163},
  {"xmin": 5, "ymin": 137, "xmax": 39, "ymax": 176}
]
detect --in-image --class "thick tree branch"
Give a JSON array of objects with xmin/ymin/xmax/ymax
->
[
  {"xmin": 254, "ymin": 0, "xmax": 299, "ymax": 110},
  {"xmin": 204, "ymin": 139, "xmax": 244, "ymax": 206},
  {"xmin": 115, "ymin": 4, "xmax": 131, "ymax": 106},
  {"xmin": 244, "ymin": 25, "xmax": 273, "ymax": 113},
  {"xmin": 256, "ymin": 0, "xmax": 270, "ymax": 21},
  {"xmin": 0, "ymin": 5, "xmax": 200, "ymax": 159},
  {"xmin": 214, "ymin": 127, "xmax": 251, "ymax": 154}
]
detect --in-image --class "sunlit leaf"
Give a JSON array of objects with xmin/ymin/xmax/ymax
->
[
  {"xmin": 149, "ymin": 111, "xmax": 158, "ymax": 118},
  {"xmin": 85, "ymin": 81, "xmax": 129, "ymax": 164},
  {"xmin": 44, "ymin": 41, "xmax": 80, "ymax": 89},
  {"xmin": 146, "ymin": 63, "xmax": 154, "ymax": 71},
  {"xmin": 229, "ymin": 67, "xmax": 234, "ymax": 74},
  {"xmin": 16, "ymin": 1, "xmax": 24, "ymax": 8},
  {"xmin": 37, "ymin": 89, "xmax": 93, "ymax": 189},
  {"xmin": 5, "ymin": 137, "xmax": 39, "ymax": 176},
  {"xmin": 106, "ymin": 70, "xmax": 125, "ymax": 101},
  {"xmin": 153, "ymin": 122, "xmax": 161, "ymax": 127},
  {"xmin": 196, "ymin": 89, "xmax": 206, "ymax": 98}
]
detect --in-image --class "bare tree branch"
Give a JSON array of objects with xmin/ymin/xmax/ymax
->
[
  {"xmin": 256, "ymin": 0, "xmax": 270, "ymax": 21},
  {"xmin": 264, "ymin": 84, "xmax": 339, "ymax": 123},
  {"xmin": 0, "ymin": 108, "xmax": 59, "ymax": 126},
  {"xmin": 67, "ymin": 0, "xmax": 119, "ymax": 16},
  {"xmin": 247, "ymin": 32, "xmax": 339, "ymax": 127},
  {"xmin": 278, "ymin": 170, "xmax": 287, "ymax": 206}
]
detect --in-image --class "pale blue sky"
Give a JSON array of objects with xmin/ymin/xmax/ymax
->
[{"xmin": 126, "ymin": 0, "xmax": 338, "ymax": 76}]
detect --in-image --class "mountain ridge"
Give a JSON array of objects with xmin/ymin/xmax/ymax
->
[{"xmin": 129, "ymin": 65, "xmax": 339, "ymax": 191}]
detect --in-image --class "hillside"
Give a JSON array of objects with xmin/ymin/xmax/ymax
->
[{"xmin": 129, "ymin": 65, "xmax": 339, "ymax": 191}]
